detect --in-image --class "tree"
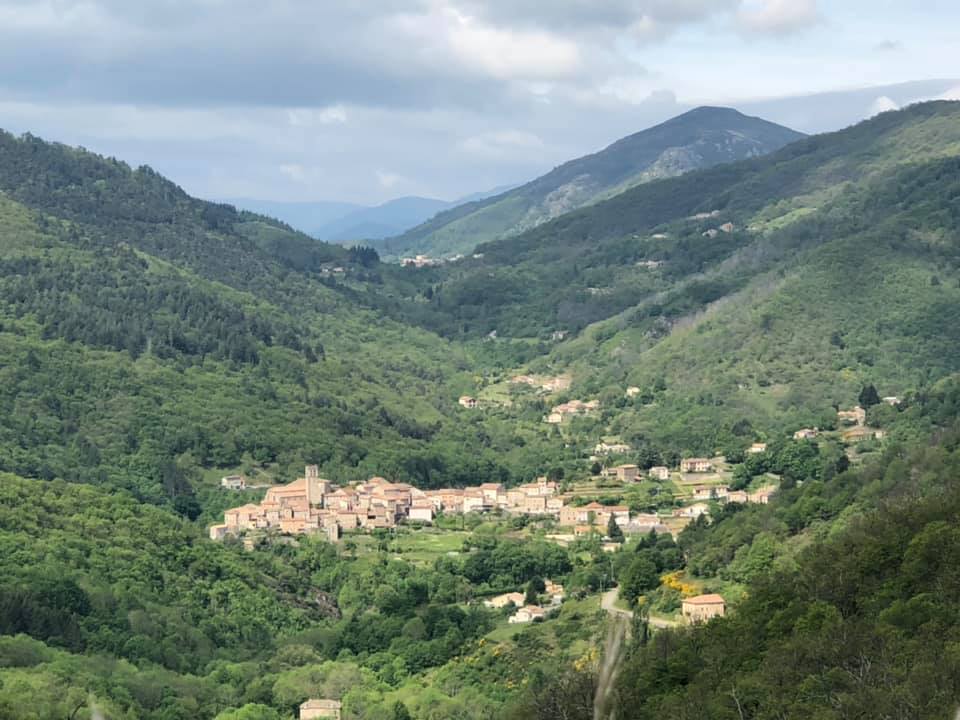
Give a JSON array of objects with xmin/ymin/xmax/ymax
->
[
  {"xmin": 392, "ymin": 701, "xmax": 413, "ymax": 720},
  {"xmin": 525, "ymin": 577, "xmax": 546, "ymax": 605},
  {"xmin": 859, "ymin": 384, "xmax": 881, "ymax": 408},
  {"xmin": 607, "ymin": 514, "xmax": 624, "ymax": 543}
]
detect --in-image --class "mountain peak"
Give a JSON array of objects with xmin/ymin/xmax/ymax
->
[{"xmin": 383, "ymin": 107, "xmax": 804, "ymax": 259}]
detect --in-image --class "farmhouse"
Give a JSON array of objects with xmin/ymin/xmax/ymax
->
[
  {"xmin": 673, "ymin": 502, "xmax": 710, "ymax": 519},
  {"xmin": 681, "ymin": 594, "xmax": 726, "ymax": 623},
  {"xmin": 748, "ymin": 442, "xmax": 767, "ymax": 454},
  {"xmin": 300, "ymin": 699, "xmax": 342, "ymax": 720},
  {"xmin": 601, "ymin": 464, "xmax": 640, "ymax": 482},
  {"xmin": 837, "ymin": 406, "xmax": 866, "ymax": 426},
  {"xmin": 595, "ymin": 442, "xmax": 632, "ymax": 456},
  {"xmin": 220, "ymin": 474, "xmax": 246, "ymax": 490},
  {"xmin": 793, "ymin": 427, "xmax": 819, "ymax": 440},
  {"xmin": 458, "ymin": 395, "xmax": 478, "ymax": 409},
  {"xmin": 680, "ymin": 458, "xmax": 713, "ymax": 473},
  {"xmin": 484, "ymin": 592, "xmax": 525, "ymax": 609},
  {"xmin": 509, "ymin": 605, "xmax": 546, "ymax": 624},
  {"xmin": 648, "ymin": 466, "xmax": 670, "ymax": 481}
]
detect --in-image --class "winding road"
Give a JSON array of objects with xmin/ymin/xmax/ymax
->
[{"xmin": 601, "ymin": 586, "xmax": 681, "ymax": 629}]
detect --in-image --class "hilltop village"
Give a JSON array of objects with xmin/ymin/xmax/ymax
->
[{"xmin": 210, "ymin": 396, "xmax": 894, "ymax": 547}]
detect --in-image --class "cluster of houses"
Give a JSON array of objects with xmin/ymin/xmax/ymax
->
[
  {"xmin": 702, "ymin": 222, "xmax": 735, "ymax": 239},
  {"xmin": 400, "ymin": 254, "xmax": 441, "ymax": 268},
  {"xmin": 511, "ymin": 374, "xmax": 572, "ymax": 393},
  {"xmin": 483, "ymin": 580, "xmax": 565, "ymax": 624},
  {"xmin": 545, "ymin": 399, "xmax": 600, "ymax": 424},
  {"xmin": 210, "ymin": 468, "xmax": 573, "ymax": 541},
  {"xmin": 795, "ymin": 401, "xmax": 898, "ymax": 443}
]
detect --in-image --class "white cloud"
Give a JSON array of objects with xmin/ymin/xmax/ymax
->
[
  {"xmin": 287, "ymin": 105, "xmax": 348, "ymax": 127},
  {"xmin": 738, "ymin": 0, "xmax": 819, "ymax": 35},
  {"xmin": 391, "ymin": 3, "xmax": 582, "ymax": 81},
  {"xmin": 939, "ymin": 86, "xmax": 960, "ymax": 101},
  {"xmin": 375, "ymin": 169, "xmax": 403, "ymax": 189},
  {"xmin": 867, "ymin": 95, "xmax": 899, "ymax": 117}
]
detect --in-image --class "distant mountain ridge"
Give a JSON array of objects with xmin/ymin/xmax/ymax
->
[
  {"xmin": 226, "ymin": 185, "xmax": 516, "ymax": 243},
  {"xmin": 380, "ymin": 106, "xmax": 805, "ymax": 259}
]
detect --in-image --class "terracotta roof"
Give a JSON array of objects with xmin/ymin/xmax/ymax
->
[{"xmin": 683, "ymin": 593, "xmax": 725, "ymax": 605}]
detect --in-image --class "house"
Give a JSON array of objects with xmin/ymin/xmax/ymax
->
[
  {"xmin": 693, "ymin": 485, "xmax": 729, "ymax": 501},
  {"xmin": 719, "ymin": 222, "xmax": 735, "ymax": 233},
  {"xmin": 842, "ymin": 427, "xmax": 885, "ymax": 444},
  {"xmin": 673, "ymin": 503, "xmax": 710, "ymax": 519},
  {"xmin": 681, "ymin": 594, "xmax": 725, "ymax": 623},
  {"xmin": 702, "ymin": 228, "xmax": 719, "ymax": 238},
  {"xmin": 748, "ymin": 442, "xmax": 767, "ymax": 454},
  {"xmin": 300, "ymin": 698, "xmax": 342, "ymax": 720},
  {"xmin": 793, "ymin": 427, "xmax": 819, "ymax": 440},
  {"xmin": 601, "ymin": 464, "xmax": 640, "ymax": 482},
  {"xmin": 544, "ymin": 580, "xmax": 564, "ymax": 599},
  {"xmin": 208, "ymin": 524, "xmax": 229, "ymax": 540},
  {"xmin": 680, "ymin": 458, "xmax": 713, "ymax": 473},
  {"xmin": 648, "ymin": 466, "xmax": 670, "ymax": 481},
  {"xmin": 883, "ymin": 396, "xmax": 902, "ymax": 406},
  {"xmin": 408, "ymin": 502, "xmax": 435, "ymax": 524},
  {"xmin": 837, "ymin": 406, "xmax": 866, "ymax": 426},
  {"xmin": 479, "ymin": 482, "xmax": 505, "ymax": 505},
  {"xmin": 508, "ymin": 605, "xmax": 546, "ymax": 624},
  {"xmin": 220, "ymin": 474, "xmax": 247, "ymax": 490},
  {"xmin": 626, "ymin": 386, "xmax": 641, "ymax": 397},
  {"xmin": 595, "ymin": 442, "xmax": 632, "ymax": 456},
  {"xmin": 458, "ymin": 395, "xmax": 478, "ymax": 409},
  {"xmin": 462, "ymin": 490, "xmax": 491, "ymax": 514},
  {"xmin": 748, "ymin": 486, "xmax": 777, "ymax": 504},
  {"xmin": 545, "ymin": 412, "xmax": 564, "ymax": 424},
  {"xmin": 483, "ymin": 592, "xmax": 525, "ymax": 609},
  {"xmin": 726, "ymin": 490, "xmax": 749, "ymax": 503}
]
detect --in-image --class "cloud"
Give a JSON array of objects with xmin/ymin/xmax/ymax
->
[
  {"xmin": 867, "ymin": 95, "xmax": 899, "ymax": 117},
  {"xmin": 738, "ymin": 0, "xmax": 820, "ymax": 35},
  {"xmin": 376, "ymin": 169, "xmax": 404, "ymax": 189},
  {"xmin": 939, "ymin": 86, "xmax": 960, "ymax": 101},
  {"xmin": 287, "ymin": 106, "xmax": 348, "ymax": 127}
]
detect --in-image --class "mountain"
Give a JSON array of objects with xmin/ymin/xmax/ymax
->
[
  {"xmin": 219, "ymin": 198, "xmax": 363, "ymax": 235},
  {"xmin": 396, "ymin": 100, "xmax": 960, "ymax": 453},
  {"xmin": 313, "ymin": 195, "xmax": 456, "ymax": 241},
  {"xmin": 381, "ymin": 107, "xmax": 805, "ymax": 259},
  {"xmin": 227, "ymin": 186, "xmax": 518, "ymax": 244}
]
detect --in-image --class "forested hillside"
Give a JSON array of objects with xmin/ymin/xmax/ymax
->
[
  {"xmin": 505, "ymin": 376, "xmax": 960, "ymax": 720},
  {"xmin": 380, "ymin": 107, "xmax": 803, "ymax": 259},
  {"xmin": 385, "ymin": 101, "xmax": 960, "ymax": 452},
  {"xmin": 0, "ymin": 130, "xmax": 571, "ymax": 511}
]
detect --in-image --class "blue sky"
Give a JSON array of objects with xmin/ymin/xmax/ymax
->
[{"xmin": 0, "ymin": 0, "xmax": 956, "ymax": 205}]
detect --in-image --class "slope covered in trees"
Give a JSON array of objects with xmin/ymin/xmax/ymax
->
[{"xmin": 504, "ymin": 376, "xmax": 960, "ymax": 720}]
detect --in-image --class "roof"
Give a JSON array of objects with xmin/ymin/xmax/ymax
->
[
  {"xmin": 682, "ymin": 458, "xmax": 710, "ymax": 463},
  {"xmin": 683, "ymin": 593, "xmax": 725, "ymax": 605},
  {"xmin": 300, "ymin": 698, "xmax": 342, "ymax": 709}
]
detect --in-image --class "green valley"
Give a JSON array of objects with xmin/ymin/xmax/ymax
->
[{"xmin": 2, "ymin": 100, "xmax": 960, "ymax": 720}]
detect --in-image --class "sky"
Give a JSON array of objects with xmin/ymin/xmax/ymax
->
[{"xmin": 0, "ymin": 0, "xmax": 957, "ymax": 205}]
